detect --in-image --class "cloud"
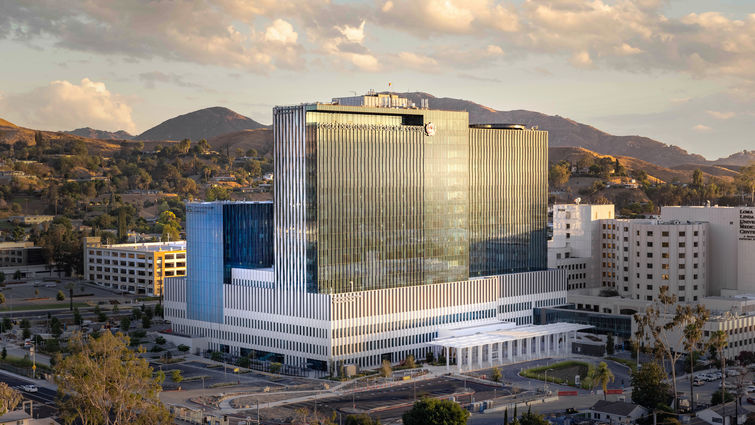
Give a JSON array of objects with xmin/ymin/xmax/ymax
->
[
  {"xmin": 398, "ymin": 52, "xmax": 438, "ymax": 70},
  {"xmin": 692, "ymin": 124, "xmax": 712, "ymax": 132},
  {"xmin": 138, "ymin": 72, "xmax": 202, "ymax": 89},
  {"xmin": 706, "ymin": 110, "xmax": 736, "ymax": 120},
  {"xmin": 570, "ymin": 51, "xmax": 593, "ymax": 68},
  {"xmin": 0, "ymin": 1, "xmax": 305, "ymax": 72},
  {"xmin": 1, "ymin": 0, "xmax": 754, "ymax": 85},
  {"xmin": 264, "ymin": 19, "xmax": 298, "ymax": 45},
  {"xmin": 0, "ymin": 78, "xmax": 136, "ymax": 132}
]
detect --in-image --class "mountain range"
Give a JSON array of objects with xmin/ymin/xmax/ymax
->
[{"xmin": 1, "ymin": 93, "xmax": 753, "ymax": 171}]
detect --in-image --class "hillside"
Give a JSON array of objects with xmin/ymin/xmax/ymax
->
[
  {"xmin": 208, "ymin": 128, "xmax": 273, "ymax": 159},
  {"xmin": 0, "ymin": 120, "xmax": 122, "ymax": 153},
  {"xmin": 136, "ymin": 106, "xmax": 267, "ymax": 141},
  {"xmin": 0, "ymin": 118, "xmax": 17, "ymax": 127},
  {"xmin": 712, "ymin": 150, "xmax": 755, "ymax": 167},
  {"xmin": 549, "ymin": 146, "xmax": 736, "ymax": 184},
  {"xmin": 401, "ymin": 92, "xmax": 708, "ymax": 168},
  {"xmin": 66, "ymin": 127, "xmax": 134, "ymax": 140}
]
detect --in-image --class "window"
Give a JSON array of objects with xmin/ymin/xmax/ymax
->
[
  {"xmin": 662, "ymin": 231, "xmax": 669, "ymax": 237},
  {"xmin": 647, "ymin": 253, "xmax": 653, "ymax": 258},
  {"xmin": 679, "ymin": 242, "xmax": 686, "ymax": 248},
  {"xmin": 647, "ymin": 242, "xmax": 653, "ymax": 247},
  {"xmin": 647, "ymin": 231, "xmax": 654, "ymax": 236},
  {"xmin": 694, "ymin": 231, "xmax": 699, "ymax": 236},
  {"xmin": 662, "ymin": 274, "xmax": 669, "ymax": 280},
  {"xmin": 566, "ymin": 223, "xmax": 571, "ymax": 229},
  {"xmin": 566, "ymin": 233, "xmax": 571, "ymax": 239},
  {"xmin": 647, "ymin": 263, "xmax": 653, "ymax": 268},
  {"xmin": 647, "ymin": 274, "xmax": 653, "ymax": 279},
  {"xmin": 647, "ymin": 285, "xmax": 653, "ymax": 290}
]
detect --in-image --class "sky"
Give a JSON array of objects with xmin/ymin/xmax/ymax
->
[{"xmin": 0, "ymin": 0, "xmax": 753, "ymax": 160}]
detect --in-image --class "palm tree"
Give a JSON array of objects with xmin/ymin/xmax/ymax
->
[
  {"xmin": 683, "ymin": 305, "xmax": 710, "ymax": 412},
  {"xmin": 710, "ymin": 330, "xmax": 729, "ymax": 409},
  {"xmin": 592, "ymin": 361, "xmax": 615, "ymax": 400}
]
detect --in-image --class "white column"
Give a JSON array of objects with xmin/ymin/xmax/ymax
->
[
  {"xmin": 498, "ymin": 343, "xmax": 503, "ymax": 365},
  {"xmin": 458, "ymin": 348, "xmax": 463, "ymax": 373},
  {"xmin": 536, "ymin": 336, "xmax": 541, "ymax": 358},
  {"xmin": 445, "ymin": 347, "xmax": 450, "ymax": 371},
  {"xmin": 508, "ymin": 341, "xmax": 513, "ymax": 362},
  {"xmin": 467, "ymin": 346, "xmax": 472, "ymax": 371},
  {"xmin": 488, "ymin": 344, "xmax": 493, "ymax": 366},
  {"xmin": 477, "ymin": 345, "xmax": 483, "ymax": 369}
]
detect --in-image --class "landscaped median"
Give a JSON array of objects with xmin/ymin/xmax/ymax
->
[{"xmin": 520, "ymin": 360, "xmax": 595, "ymax": 390}]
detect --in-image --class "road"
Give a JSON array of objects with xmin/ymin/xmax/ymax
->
[{"xmin": 0, "ymin": 369, "xmax": 58, "ymax": 419}]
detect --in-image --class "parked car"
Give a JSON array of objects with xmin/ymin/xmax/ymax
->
[
  {"xmin": 748, "ymin": 397, "xmax": 755, "ymax": 405},
  {"xmin": 694, "ymin": 379, "xmax": 705, "ymax": 386},
  {"xmin": 727, "ymin": 370, "xmax": 741, "ymax": 377},
  {"xmin": 21, "ymin": 384, "xmax": 38, "ymax": 393},
  {"xmin": 746, "ymin": 385, "xmax": 755, "ymax": 393}
]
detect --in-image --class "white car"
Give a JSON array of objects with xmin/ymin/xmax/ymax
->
[
  {"xmin": 21, "ymin": 384, "xmax": 38, "ymax": 393},
  {"xmin": 745, "ymin": 385, "xmax": 755, "ymax": 393}
]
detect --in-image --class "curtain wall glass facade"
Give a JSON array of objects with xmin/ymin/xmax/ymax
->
[
  {"xmin": 223, "ymin": 202, "xmax": 274, "ymax": 282},
  {"xmin": 186, "ymin": 203, "xmax": 224, "ymax": 323},
  {"xmin": 469, "ymin": 127, "xmax": 548, "ymax": 276},
  {"xmin": 303, "ymin": 109, "xmax": 469, "ymax": 294}
]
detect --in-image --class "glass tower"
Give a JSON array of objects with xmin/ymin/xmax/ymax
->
[
  {"xmin": 274, "ymin": 103, "xmax": 548, "ymax": 295},
  {"xmin": 186, "ymin": 201, "xmax": 273, "ymax": 323}
]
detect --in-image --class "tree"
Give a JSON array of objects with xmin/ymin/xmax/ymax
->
[
  {"xmin": 711, "ymin": 389, "xmax": 735, "ymax": 405},
  {"xmin": 519, "ymin": 411, "xmax": 550, "ymax": 425},
  {"xmin": 691, "ymin": 168, "xmax": 704, "ymax": 188},
  {"xmin": 591, "ymin": 361, "xmax": 615, "ymax": 400},
  {"xmin": 2, "ymin": 317, "xmax": 11, "ymax": 332},
  {"xmin": 631, "ymin": 361, "xmax": 672, "ymax": 409},
  {"xmin": 73, "ymin": 307, "xmax": 82, "ymax": 326},
  {"xmin": 13, "ymin": 270, "xmax": 21, "ymax": 280},
  {"xmin": 54, "ymin": 331, "xmax": 172, "ymax": 425},
  {"xmin": 142, "ymin": 314, "xmax": 151, "ymax": 329},
  {"xmin": 492, "ymin": 366, "xmax": 502, "ymax": 382},
  {"xmin": 504, "ymin": 408, "xmax": 509, "ymax": 425},
  {"xmin": 1, "ymin": 347, "xmax": 6, "ymax": 360},
  {"xmin": 683, "ymin": 304, "xmax": 710, "ymax": 412},
  {"xmin": 0, "ymin": 382, "xmax": 22, "ymax": 415},
  {"xmin": 171, "ymin": 369, "xmax": 183, "ymax": 383},
  {"xmin": 21, "ymin": 318, "xmax": 30, "ymax": 339},
  {"xmin": 11, "ymin": 226, "xmax": 25, "ymax": 242},
  {"xmin": 0, "ymin": 293, "xmax": 4, "ymax": 305},
  {"xmin": 57, "ymin": 290, "xmax": 65, "ymax": 301},
  {"xmin": 0, "ymin": 271, "xmax": 4, "ymax": 285},
  {"xmin": 606, "ymin": 333, "xmax": 615, "ymax": 355},
  {"xmin": 402, "ymin": 398, "xmax": 469, "ymax": 425},
  {"xmin": 634, "ymin": 286, "xmax": 706, "ymax": 411},
  {"xmin": 51, "ymin": 317, "xmax": 63, "ymax": 338},
  {"xmin": 709, "ymin": 330, "xmax": 729, "ymax": 407},
  {"xmin": 380, "ymin": 359, "xmax": 392, "ymax": 378},
  {"xmin": 736, "ymin": 163, "xmax": 755, "ymax": 204},
  {"xmin": 549, "ymin": 162, "xmax": 571, "ymax": 189},
  {"xmin": 177, "ymin": 344, "xmax": 189, "ymax": 353},
  {"xmin": 120, "ymin": 316, "xmax": 131, "ymax": 332},
  {"xmin": 404, "ymin": 354, "xmax": 416, "ymax": 369},
  {"xmin": 345, "ymin": 413, "xmax": 380, "ymax": 425}
]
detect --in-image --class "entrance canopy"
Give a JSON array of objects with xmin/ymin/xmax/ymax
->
[{"xmin": 429, "ymin": 322, "xmax": 594, "ymax": 372}]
